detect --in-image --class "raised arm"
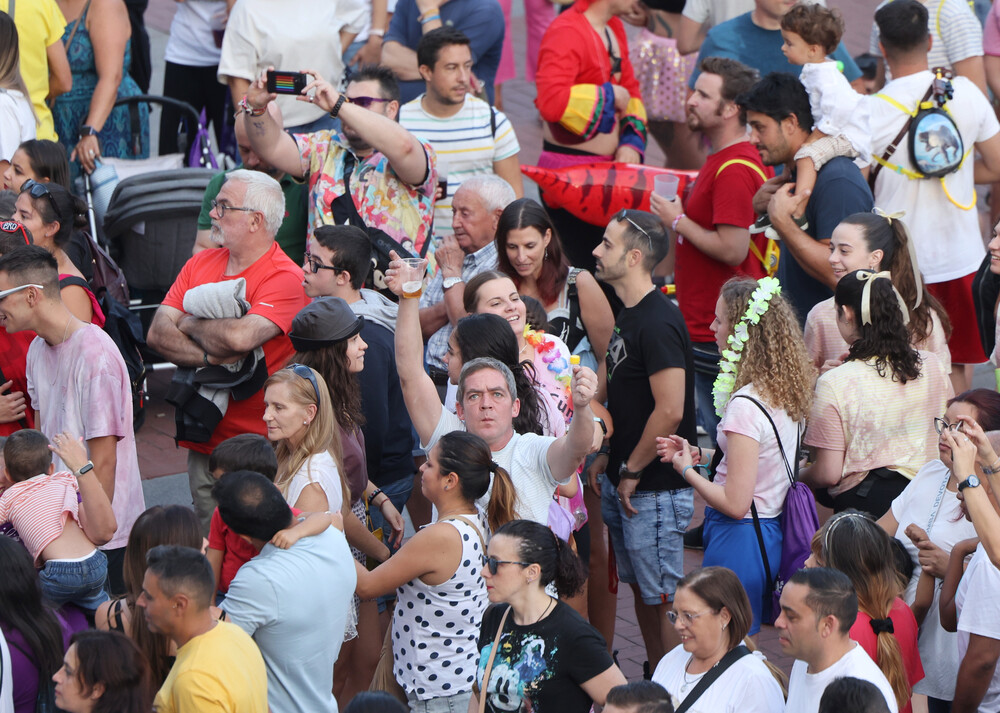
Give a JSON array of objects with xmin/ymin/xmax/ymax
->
[
  {"xmin": 546, "ymin": 366, "xmax": 597, "ymax": 481},
  {"xmin": 239, "ymin": 79, "xmax": 309, "ymax": 179},
  {"xmin": 51, "ymin": 433, "xmax": 117, "ymax": 546}
]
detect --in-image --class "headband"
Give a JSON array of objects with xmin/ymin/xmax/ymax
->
[
  {"xmin": 872, "ymin": 207, "xmax": 922, "ymax": 310},
  {"xmin": 822, "ymin": 511, "xmax": 870, "ymax": 558},
  {"xmin": 856, "ymin": 271, "xmax": 910, "ymax": 327}
]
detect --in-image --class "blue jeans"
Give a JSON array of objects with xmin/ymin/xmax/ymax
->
[
  {"xmin": 39, "ymin": 550, "xmax": 110, "ymax": 610},
  {"xmin": 371, "ymin": 475, "xmax": 415, "ymax": 612},
  {"xmin": 601, "ymin": 479, "xmax": 693, "ymax": 605},
  {"xmin": 406, "ymin": 689, "xmax": 472, "ymax": 713}
]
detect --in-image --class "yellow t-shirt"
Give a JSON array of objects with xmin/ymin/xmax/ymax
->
[
  {"xmin": 1, "ymin": 0, "xmax": 64, "ymax": 141},
  {"xmin": 153, "ymin": 621, "xmax": 268, "ymax": 713}
]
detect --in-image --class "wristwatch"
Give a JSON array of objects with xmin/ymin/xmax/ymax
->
[
  {"xmin": 619, "ymin": 462, "xmax": 642, "ymax": 481},
  {"xmin": 79, "ymin": 125, "xmax": 98, "ymax": 137},
  {"xmin": 594, "ymin": 417, "xmax": 608, "ymax": 436},
  {"xmin": 76, "ymin": 461, "xmax": 95, "ymax": 476},
  {"xmin": 442, "ymin": 276, "xmax": 464, "ymax": 290},
  {"xmin": 958, "ymin": 474, "xmax": 981, "ymax": 492}
]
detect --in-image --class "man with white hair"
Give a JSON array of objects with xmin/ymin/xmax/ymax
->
[
  {"xmin": 419, "ymin": 173, "xmax": 515, "ymax": 391},
  {"xmin": 147, "ymin": 170, "xmax": 309, "ymax": 531}
]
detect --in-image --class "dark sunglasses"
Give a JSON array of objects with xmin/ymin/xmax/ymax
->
[
  {"xmin": 0, "ymin": 220, "xmax": 30, "ymax": 245},
  {"xmin": 286, "ymin": 363, "xmax": 321, "ymax": 402},
  {"xmin": 346, "ymin": 95, "xmax": 390, "ymax": 109},
  {"xmin": 303, "ymin": 251, "xmax": 347, "ymax": 275},
  {"xmin": 21, "ymin": 179, "xmax": 59, "ymax": 217},
  {"xmin": 482, "ymin": 555, "xmax": 530, "ymax": 576},
  {"xmin": 613, "ymin": 209, "xmax": 654, "ymax": 252}
]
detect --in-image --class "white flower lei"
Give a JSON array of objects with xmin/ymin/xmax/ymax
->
[{"xmin": 712, "ymin": 276, "xmax": 782, "ymax": 417}]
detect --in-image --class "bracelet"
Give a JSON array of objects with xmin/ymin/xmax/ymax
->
[
  {"xmin": 597, "ymin": 445, "xmax": 610, "ymax": 456},
  {"xmin": 681, "ymin": 464, "xmax": 705, "ymax": 479},
  {"xmin": 420, "ymin": 12, "xmax": 441, "ymax": 24},
  {"xmin": 368, "ymin": 487, "xmax": 384, "ymax": 506},
  {"xmin": 984, "ymin": 456, "xmax": 1000, "ymax": 474},
  {"xmin": 671, "ymin": 213, "xmax": 685, "ymax": 232},
  {"xmin": 329, "ymin": 94, "xmax": 347, "ymax": 119},
  {"xmin": 203, "ymin": 351, "xmax": 211, "ymax": 367},
  {"xmin": 369, "ymin": 28, "xmax": 385, "ymax": 37},
  {"xmin": 238, "ymin": 96, "xmax": 266, "ymax": 117}
]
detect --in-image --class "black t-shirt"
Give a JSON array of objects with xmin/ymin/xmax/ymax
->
[
  {"xmin": 606, "ymin": 289, "xmax": 696, "ymax": 490},
  {"xmin": 476, "ymin": 601, "xmax": 613, "ymax": 713}
]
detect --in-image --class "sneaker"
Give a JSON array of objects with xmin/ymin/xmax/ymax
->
[
  {"xmin": 683, "ymin": 524, "xmax": 704, "ymax": 550},
  {"xmin": 749, "ymin": 214, "xmax": 772, "ymax": 235}
]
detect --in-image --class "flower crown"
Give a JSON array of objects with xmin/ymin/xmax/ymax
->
[{"xmin": 712, "ymin": 277, "xmax": 782, "ymax": 417}]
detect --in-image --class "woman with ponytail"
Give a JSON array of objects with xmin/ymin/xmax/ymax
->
[
  {"xmin": 801, "ymin": 270, "xmax": 951, "ymax": 517},
  {"xmin": 806, "ymin": 211, "xmax": 951, "ymax": 375},
  {"xmin": 354, "ymin": 430, "xmax": 517, "ymax": 712},
  {"xmin": 472, "ymin": 519, "xmax": 626, "ymax": 713},
  {"xmin": 808, "ymin": 510, "xmax": 923, "ymax": 713}
]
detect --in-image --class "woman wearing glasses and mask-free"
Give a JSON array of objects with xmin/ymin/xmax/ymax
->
[
  {"xmin": 353, "ymin": 430, "xmax": 517, "ymax": 713},
  {"xmin": 472, "ymin": 520, "xmax": 627, "ymax": 713},
  {"xmin": 651, "ymin": 567, "xmax": 786, "ymax": 713}
]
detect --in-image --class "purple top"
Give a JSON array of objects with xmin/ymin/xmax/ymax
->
[
  {"xmin": 2, "ymin": 607, "xmax": 86, "ymax": 713},
  {"xmin": 339, "ymin": 424, "xmax": 368, "ymax": 506}
]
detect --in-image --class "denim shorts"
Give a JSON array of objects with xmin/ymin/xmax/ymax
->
[
  {"xmin": 406, "ymin": 689, "xmax": 472, "ymax": 713},
  {"xmin": 39, "ymin": 549, "xmax": 110, "ymax": 610},
  {"xmin": 601, "ymin": 477, "xmax": 693, "ymax": 606}
]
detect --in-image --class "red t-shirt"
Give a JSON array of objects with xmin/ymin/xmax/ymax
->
[
  {"xmin": 161, "ymin": 242, "xmax": 309, "ymax": 453},
  {"xmin": 208, "ymin": 505, "xmax": 304, "ymax": 593},
  {"xmin": 850, "ymin": 597, "xmax": 925, "ymax": 713},
  {"xmin": 0, "ymin": 329, "xmax": 36, "ymax": 436},
  {"xmin": 675, "ymin": 141, "xmax": 771, "ymax": 342}
]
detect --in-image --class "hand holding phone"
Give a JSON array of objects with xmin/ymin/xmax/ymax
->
[{"xmin": 266, "ymin": 70, "xmax": 309, "ymax": 95}]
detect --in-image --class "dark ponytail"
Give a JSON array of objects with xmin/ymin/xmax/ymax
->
[
  {"xmin": 495, "ymin": 519, "xmax": 586, "ymax": 597},
  {"xmin": 437, "ymin": 431, "xmax": 518, "ymax": 532},
  {"xmin": 21, "ymin": 181, "xmax": 86, "ymax": 249},
  {"xmin": 834, "ymin": 269, "xmax": 921, "ymax": 383}
]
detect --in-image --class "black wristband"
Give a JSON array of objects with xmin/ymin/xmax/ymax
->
[
  {"xmin": 329, "ymin": 95, "xmax": 347, "ymax": 119},
  {"xmin": 368, "ymin": 487, "xmax": 384, "ymax": 506}
]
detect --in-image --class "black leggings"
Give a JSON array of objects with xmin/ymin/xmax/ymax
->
[{"xmin": 159, "ymin": 62, "xmax": 229, "ymax": 156}]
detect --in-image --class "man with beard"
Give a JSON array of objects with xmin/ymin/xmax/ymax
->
[
  {"xmin": 239, "ymin": 64, "xmax": 438, "ymax": 257},
  {"xmin": 399, "ymin": 27, "xmax": 523, "ymax": 243},
  {"xmin": 192, "ymin": 117, "xmax": 310, "ymax": 265},
  {"xmin": 648, "ymin": 56, "xmax": 769, "ymax": 442},
  {"xmin": 147, "ymin": 170, "xmax": 308, "ymax": 532}
]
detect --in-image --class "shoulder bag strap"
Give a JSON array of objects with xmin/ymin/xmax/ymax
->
[
  {"xmin": 4, "ymin": 0, "xmax": 13, "ymax": 18},
  {"xmin": 868, "ymin": 81, "xmax": 935, "ymax": 190},
  {"xmin": 673, "ymin": 646, "xmax": 752, "ymax": 713},
  {"xmin": 63, "ymin": 0, "xmax": 92, "ymax": 51},
  {"xmin": 448, "ymin": 514, "xmax": 487, "ymax": 553},
  {"xmin": 732, "ymin": 394, "xmax": 794, "ymax": 485},
  {"xmin": 478, "ymin": 605, "xmax": 512, "ymax": 713}
]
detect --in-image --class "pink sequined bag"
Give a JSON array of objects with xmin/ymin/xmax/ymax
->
[{"xmin": 629, "ymin": 29, "xmax": 696, "ymax": 123}]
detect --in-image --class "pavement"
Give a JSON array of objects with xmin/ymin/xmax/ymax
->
[{"xmin": 133, "ymin": 0, "xmax": 986, "ymax": 683}]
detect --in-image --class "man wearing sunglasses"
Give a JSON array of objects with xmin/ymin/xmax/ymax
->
[
  {"xmin": 593, "ymin": 209, "xmax": 697, "ymax": 674},
  {"xmin": 239, "ymin": 64, "xmax": 437, "ymax": 257},
  {"xmin": 147, "ymin": 170, "xmax": 310, "ymax": 534}
]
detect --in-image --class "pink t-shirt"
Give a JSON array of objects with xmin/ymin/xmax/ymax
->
[
  {"xmin": 26, "ymin": 324, "xmax": 145, "ymax": 550},
  {"xmin": 715, "ymin": 385, "xmax": 799, "ymax": 519},
  {"xmin": 531, "ymin": 332, "xmax": 573, "ymax": 437},
  {"xmin": 985, "ymin": 1, "xmax": 1000, "ymax": 56},
  {"xmin": 0, "ymin": 471, "xmax": 80, "ymax": 564}
]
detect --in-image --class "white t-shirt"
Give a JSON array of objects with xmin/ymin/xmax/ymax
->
[
  {"xmin": 423, "ymin": 409, "xmax": 566, "ymax": 525},
  {"xmin": 868, "ymin": 71, "xmax": 999, "ymax": 283},
  {"xmin": 399, "ymin": 95, "xmax": 519, "ymax": 240},
  {"xmin": 652, "ymin": 645, "xmax": 785, "ymax": 713},
  {"xmin": 785, "ymin": 644, "xmax": 898, "ymax": 713},
  {"xmin": 282, "ymin": 450, "xmax": 345, "ymax": 513},
  {"xmin": 0, "ymin": 89, "xmax": 35, "ymax": 161},
  {"xmin": 715, "ymin": 385, "xmax": 799, "ymax": 519},
  {"xmin": 890, "ymin": 459, "xmax": 975, "ymax": 699},
  {"xmin": 956, "ymin": 543, "xmax": 1000, "ymax": 713},
  {"xmin": 218, "ymin": 0, "xmax": 367, "ymax": 127},
  {"xmin": 164, "ymin": 0, "xmax": 226, "ymax": 67},
  {"xmin": 26, "ymin": 324, "xmax": 144, "ymax": 551}
]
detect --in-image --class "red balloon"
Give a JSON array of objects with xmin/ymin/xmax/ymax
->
[{"xmin": 522, "ymin": 162, "xmax": 699, "ymax": 227}]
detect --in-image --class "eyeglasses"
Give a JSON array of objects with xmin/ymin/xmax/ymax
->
[
  {"xmin": 210, "ymin": 199, "xmax": 256, "ymax": 218},
  {"xmin": 303, "ymin": 251, "xmax": 347, "ymax": 275},
  {"xmin": 482, "ymin": 555, "xmax": 531, "ymax": 576},
  {"xmin": 0, "ymin": 221, "xmax": 30, "ymax": 245},
  {"xmin": 934, "ymin": 417, "xmax": 965, "ymax": 435},
  {"xmin": 613, "ymin": 209, "xmax": 653, "ymax": 252},
  {"xmin": 346, "ymin": 95, "xmax": 390, "ymax": 109},
  {"xmin": 667, "ymin": 609, "xmax": 715, "ymax": 625},
  {"xmin": 286, "ymin": 363, "xmax": 321, "ymax": 402},
  {"xmin": 21, "ymin": 179, "xmax": 59, "ymax": 217},
  {"xmin": 0, "ymin": 283, "xmax": 43, "ymax": 301}
]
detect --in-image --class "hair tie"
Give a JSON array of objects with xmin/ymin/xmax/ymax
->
[
  {"xmin": 855, "ymin": 270, "xmax": 910, "ymax": 327},
  {"xmin": 871, "ymin": 208, "xmax": 922, "ymax": 311},
  {"xmin": 870, "ymin": 618, "xmax": 894, "ymax": 635},
  {"xmin": 872, "ymin": 207, "xmax": 905, "ymax": 225},
  {"xmin": 489, "ymin": 461, "xmax": 499, "ymax": 474}
]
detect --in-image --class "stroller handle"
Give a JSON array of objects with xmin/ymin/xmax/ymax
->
[{"xmin": 113, "ymin": 95, "xmax": 203, "ymax": 127}]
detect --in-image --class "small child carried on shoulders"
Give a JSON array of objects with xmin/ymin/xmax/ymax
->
[{"xmin": 0, "ymin": 429, "xmax": 117, "ymax": 610}]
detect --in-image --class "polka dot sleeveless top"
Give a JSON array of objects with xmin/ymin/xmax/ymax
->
[{"xmin": 392, "ymin": 515, "xmax": 488, "ymax": 701}]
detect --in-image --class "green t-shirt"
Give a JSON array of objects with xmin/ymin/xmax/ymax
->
[{"xmin": 198, "ymin": 170, "xmax": 308, "ymax": 266}]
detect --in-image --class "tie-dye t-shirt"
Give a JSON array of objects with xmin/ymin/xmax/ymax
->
[{"xmin": 294, "ymin": 129, "xmax": 437, "ymax": 254}]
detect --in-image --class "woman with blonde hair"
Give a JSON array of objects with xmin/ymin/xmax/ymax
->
[
  {"xmin": 657, "ymin": 276, "xmax": 815, "ymax": 634},
  {"xmin": 808, "ymin": 510, "xmax": 924, "ymax": 713},
  {"xmin": 0, "ymin": 13, "xmax": 38, "ymax": 165}
]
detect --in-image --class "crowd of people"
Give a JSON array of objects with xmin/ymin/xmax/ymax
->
[{"xmin": 5, "ymin": 0, "xmax": 1000, "ymax": 712}]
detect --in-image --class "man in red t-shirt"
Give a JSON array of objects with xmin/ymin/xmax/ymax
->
[
  {"xmin": 148, "ymin": 170, "xmax": 309, "ymax": 532},
  {"xmin": 650, "ymin": 57, "xmax": 771, "ymax": 442}
]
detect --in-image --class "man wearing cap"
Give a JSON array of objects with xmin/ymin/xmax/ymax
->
[
  {"xmin": 147, "ymin": 170, "xmax": 309, "ymax": 533},
  {"xmin": 299, "ymin": 225, "xmax": 416, "ymax": 552}
]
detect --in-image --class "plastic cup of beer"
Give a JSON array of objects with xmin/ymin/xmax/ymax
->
[
  {"xmin": 653, "ymin": 174, "xmax": 680, "ymax": 201},
  {"xmin": 400, "ymin": 258, "xmax": 426, "ymax": 299}
]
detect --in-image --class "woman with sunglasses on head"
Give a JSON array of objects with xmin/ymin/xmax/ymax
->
[
  {"xmin": 800, "ymin": 270, "xmax": 951, "ymax": 518},
  {"xmin": 804, "ymin": 211, "xmax": 951, "ymax": 376},
  {"xmin": 13, "ymin": 181, "xmax": 103, "ymax": 325},
  {"xmin": 354, "ymin": 430, "xmax": 517, "ymax": 713},
  {"xmin": 53, "ymin": 629, "xmax": 153, "ymax": 713},
  {"xmin": 287, "ymin": 298, "xmax": 405, "ymax": 703},
  {"xmin": 651, "ymin": 567, "xmax": 786, "ymax": 713},
  {"xmin": 472, "ymin": 519, "xmax": 626, "ymax": 713},
  {"xmin": 3, "ymin": 139, "xmax": 71, "ymax": 192}
]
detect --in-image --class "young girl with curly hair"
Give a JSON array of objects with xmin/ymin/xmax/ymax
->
[{"xmin": 656, "ymin": 276, "xmax": 815, "ymax": 633}]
